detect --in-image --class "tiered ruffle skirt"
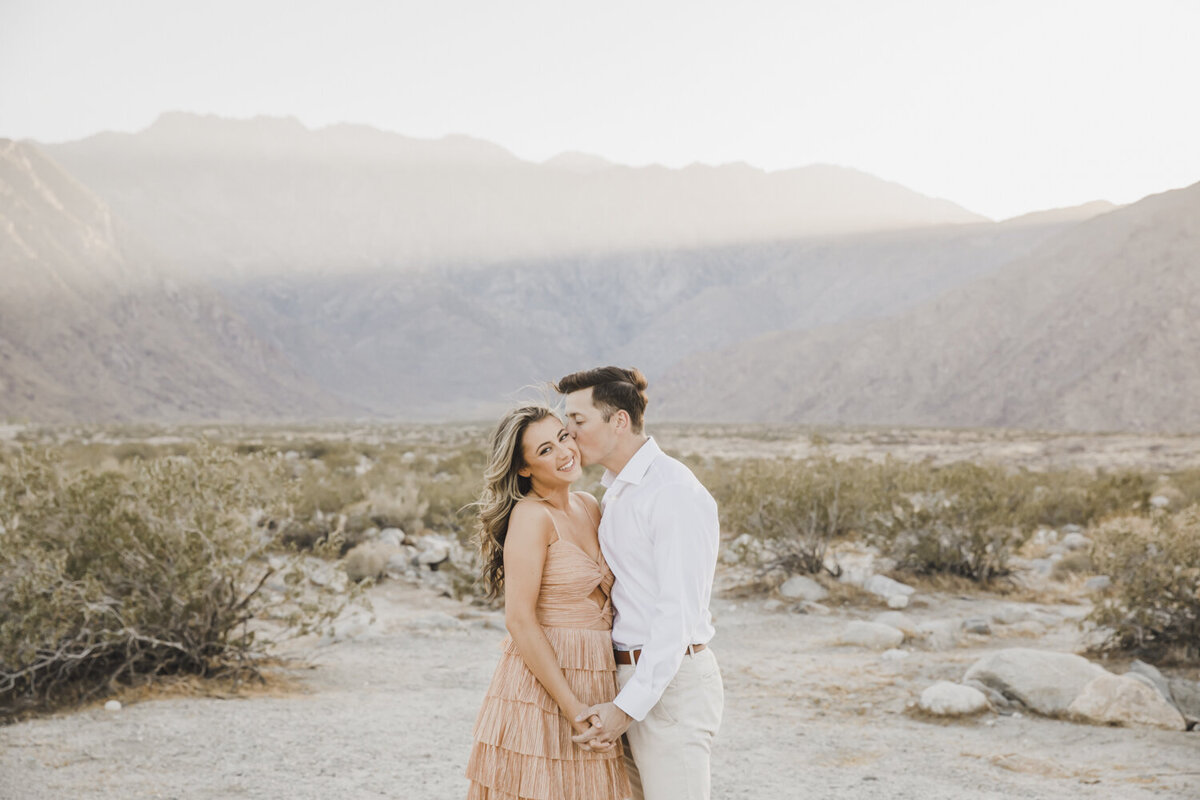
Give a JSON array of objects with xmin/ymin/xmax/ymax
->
[{"xmin": 466, "ymin": 626, "xmax": 631, "ymax": 800}]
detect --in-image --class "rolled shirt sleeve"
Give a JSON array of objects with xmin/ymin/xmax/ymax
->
[{"xmin": 613, "ymin": 481, "xmax": 719, "ymax": 721}]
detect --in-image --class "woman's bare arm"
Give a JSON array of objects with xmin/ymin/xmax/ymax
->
[{"xmin": 503, "ymin": 502, "xmax": 591, "ymax": 731}]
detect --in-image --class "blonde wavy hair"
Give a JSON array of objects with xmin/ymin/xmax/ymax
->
[{"xmin": 475, "ymin": 404, "xmax": 555, "ymax": 601}]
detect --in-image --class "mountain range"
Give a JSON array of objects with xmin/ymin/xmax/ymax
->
[{"xmin": 2, "ymin": 112, "xmax": 1195, "ymax": 432}]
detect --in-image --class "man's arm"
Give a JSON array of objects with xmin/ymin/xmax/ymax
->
[
  {"xmin": 614, "ymin": 480, "xmax": 719, "ymax": 721},
  {"xmin": 575, "ymin": 480, "xmax": 718, "ymax": 747}
]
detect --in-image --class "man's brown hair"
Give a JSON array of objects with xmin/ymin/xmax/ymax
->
[{"xmin": 555, "ymin": 366, "xmax": 649, "ymax": 433}]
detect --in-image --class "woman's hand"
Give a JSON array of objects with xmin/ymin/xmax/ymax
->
[{"xmin": 569, "ymin": 704, "xmax": 615, "ymax": 752}]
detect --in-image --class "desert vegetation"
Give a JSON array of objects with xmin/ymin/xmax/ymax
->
[{"xmin": 2, "ymin": 423, "xmax": 1198, "ymax": 722}]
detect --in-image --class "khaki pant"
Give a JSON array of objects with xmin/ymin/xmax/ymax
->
[{"xmin": 617, "ymin": 648, "xmax": 724, "ymax": 800}]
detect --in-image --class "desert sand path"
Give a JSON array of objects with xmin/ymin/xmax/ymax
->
[{"xmin": 3, "ymin": 581, "xmax": 1197, "ymax": 799}]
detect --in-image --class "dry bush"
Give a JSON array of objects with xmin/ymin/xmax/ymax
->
[
  {"xmin": 0, "ymin": 446, "xmax": 348, "ymax": 720},
  {"xmin": 1087, "ymin": 507, "xmax": 1200, "ymax": 663},
  {"xmin": 704, "ymin": 457, "xmax": 1155, "ymax": 583},
  {"xmin": 713, "ymin": 456, "xmax": 882, "ymax": 576}
]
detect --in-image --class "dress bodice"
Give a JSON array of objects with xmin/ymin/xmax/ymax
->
[{"xmin": 535, "ymin": 537, "xmax": 615, "ymax": 632}]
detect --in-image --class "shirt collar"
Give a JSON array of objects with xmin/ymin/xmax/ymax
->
[{"xmin": 600, "ymin": 436, "xmax": 661, "ymax": 489}]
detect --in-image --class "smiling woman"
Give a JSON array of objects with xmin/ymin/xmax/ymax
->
[{"xmin": 466, "ymin": 404, "xmax": 631, "ymax": 800}]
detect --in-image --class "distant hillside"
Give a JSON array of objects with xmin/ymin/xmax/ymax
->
[
  {"xmin": 42, "ymin": 112, "xmax": 987, "ymax": 278},
  {"xmin": 0, "ymin": 140, "xmax": 350, "ymax": 423},
  {"xmin": 656, "ymin": 183, "xmax": 1200, "ymax": 433},
  {"xmin": 6, "ymin": 119, "xmax": 1186, "ymax": 432},
  {"xmin": 216, "ymin": 219, "xmax": 1084, "ymax": 419}
]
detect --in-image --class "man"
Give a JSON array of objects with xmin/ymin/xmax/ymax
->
[{"xmin": 555, "ymin": 366, "xmax": 723, "ymax": 800}]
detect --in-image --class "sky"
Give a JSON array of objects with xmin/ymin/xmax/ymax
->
[{"xmin": 2, "ymin": 0, "xmax": 1199, "ymax": 220}]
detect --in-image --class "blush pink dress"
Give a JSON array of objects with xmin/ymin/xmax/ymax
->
[{"xmin": 466, "ymin": 511, "xmax": 630, "ymax": 800}]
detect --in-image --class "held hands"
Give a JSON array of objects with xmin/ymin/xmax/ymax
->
[
  {"xmin": 571, "ymin": 702, "xmax": 632, "ymax": 752},
  {"xmin": 569, "ymin": 704, "xmax": 613, "ymax": 752}
]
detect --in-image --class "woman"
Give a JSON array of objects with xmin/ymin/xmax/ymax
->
[{"xmin": 466, "ymin": 405, "xmax": 631, "ymax": 800}]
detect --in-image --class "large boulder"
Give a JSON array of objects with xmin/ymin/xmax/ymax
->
[
  {"xmin": 838, "ymin": 621, "xmax": 904, "ymax": 650},
  {"xmin": 963, "ymin": 648, "xmax": 1108, "ymax": 716},
  {"xmin": 778, "ymin": 575, "xmax": 828, "ymax": 602},
  {"xmin": 1127, "ymin": 660, "xmax": 1173, "ymax": 703},
  {"xmin": 1068, "ymin": 674, "xmax": 1187, "ymax": 730},
  {"xmin": 919, "ymin": 682, "xmax": 990, "ymax": 716},
  {"xmin": 863, "ymin": 574, "xmax": 915, "ymax": 599},
  {"xmin": 1169, "ymin": 678, "xmax": 1200, "ymax": 729}
]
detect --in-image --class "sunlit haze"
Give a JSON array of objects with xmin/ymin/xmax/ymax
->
[{"xmin": 2, "ymin": 0, "xmax": 1198, "ymax": 219}]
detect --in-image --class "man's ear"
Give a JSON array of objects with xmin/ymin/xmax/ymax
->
[{"xmin": 614, "ymin": 409, "xmax": 630, "ymax": 432}]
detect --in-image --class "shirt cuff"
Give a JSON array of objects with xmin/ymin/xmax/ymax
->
[{"xmin": 613, "ymin": 679, "xmax": 657, "ymax": 722}]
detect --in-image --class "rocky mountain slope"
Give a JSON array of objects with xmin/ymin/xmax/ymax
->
[
  {"xmin": 218, "ymin": 219, "xmax": 1082, "ymax": 418},
  {"xmin": 43, "ymin": 113, "xmax": 986, "ymax": 278},
  {"xmin": 0, "ymin": 139, "xmax": 349, "ymax": 422},
  {"xmin": 656, "ymin": 182, "xmax": 1200, "ymax": 432}
]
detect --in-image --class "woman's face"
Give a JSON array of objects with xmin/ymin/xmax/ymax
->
[{"xmin": 517, "ymin": 416, "xmax": 582, "ymax": 487}]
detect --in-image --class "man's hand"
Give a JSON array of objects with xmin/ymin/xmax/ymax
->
[
  {"xmin": 569, "ymin": 709, "xmax": 615, "ymax": 753},
  {"xmin": 572, "ymin": 702, "xmax": 632, "ymax": 750}
]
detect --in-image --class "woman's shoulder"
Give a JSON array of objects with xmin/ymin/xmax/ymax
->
[
  {"xmin": 508, "ymin": 498, "xmax": 555, "ymax": 543},
  {"xmin": 571, "ymin": 490, "xmax": 600, "ymax": 511}
]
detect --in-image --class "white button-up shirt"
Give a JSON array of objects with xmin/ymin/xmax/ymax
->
[{"xmin": 599, "ymin": 437, "xmax": 719, "ymax": 721}]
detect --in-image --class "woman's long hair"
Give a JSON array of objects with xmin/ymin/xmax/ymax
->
[{"xmin": 476, "ymin": 404, "xmax": 554, "ymax": 601}]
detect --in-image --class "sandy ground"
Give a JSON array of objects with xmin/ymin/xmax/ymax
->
[{"xmin": 3, "ymin": 578, "xmax": 1198, "ymax": 800}]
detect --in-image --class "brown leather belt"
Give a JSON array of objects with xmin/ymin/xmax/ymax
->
[{"xmin": 614, "ymin": 643, "xmax": 706, "ymax": 665}]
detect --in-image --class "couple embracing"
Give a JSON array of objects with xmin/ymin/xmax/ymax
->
[{"xmin": 465, "ymin": 367, "xmax": 724, "ymax": 800}]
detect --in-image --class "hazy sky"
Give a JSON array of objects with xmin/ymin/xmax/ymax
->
[{"xmin": 2, "ymin": 0, "xmax": 1198, "ymax": 219}]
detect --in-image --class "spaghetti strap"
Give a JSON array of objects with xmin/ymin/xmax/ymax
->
[{"xmin": 543, "ymin": 504, "xmax": 562, "ymax": 546}]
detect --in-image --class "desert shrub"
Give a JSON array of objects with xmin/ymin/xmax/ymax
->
[
  {"xmin": 416, "ymin": 445, "xmax": 487, "ymax": 542},
  {"xmin": 1087, "ymin": 507, "xmax": 1200, "ymax": 662},
  {"xmin": 715, "ymin": 456, "xmax": 885, "ymax": 576},
  {"xmin": 874, "ymin": 461, "xmax": 1031, "ymax": 581},
  {"xmin": 1051, "ymin": 551, "xmax": 1093, "ymax": 578},
  {"xmin": 0, "ymin": 447, "xmax": 347, "ymax": 719}
]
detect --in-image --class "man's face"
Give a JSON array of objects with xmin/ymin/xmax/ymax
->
[{"xmin": 563, "ymin": 387, "xmax": 618, "ymax": 468}]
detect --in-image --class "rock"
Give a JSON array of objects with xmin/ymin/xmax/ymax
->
[
  {"xmin": 863, "ymin": 574, "xmax": 915, "ymax": 599},
  {"xmin": 962, "ymin": 617, "xmax": 992, "ymax": 635},
  {"xmin": 343, "ymin": 541, "xmax": 391, "ymax": 582},
  {"xmin": 1168, "ymin": 678, "xmax": 1200, "ymax": 728},
  {"xmin": 760, "ymin": 566, "xmax": 789, "ymax": 589},
  {"xmin": 881, "ymin": 648, "xmax": 910, "ymax": 662},
  {"xmin": 724, "ymin": 533, "xmax": 766, "ymax": 565},
  {"xmin": 838, "ymin": 621, "xmax": 905, "ymax": 650},
  {"xmin": 919, "ymin": 682, "xmax": 990, "ymax": 716},
  {"xmin": 762, "ymin": 598, "xmax": 785, "ymax": 612},
  {"xmin": 887, "ymin": 594, "xmax": 910, "ymax": 609},
  {"xmin": 991, "ymin": 604, "xmax": 1031, "ymax": 625},
  {"xmin": 915, "ymin": 619, "xmax": 961, "ymax": 651},
  {"xmin": 1032, "ymin": 528, "xmax": 1058, "ymax": 546},
  {"xmin": 1126, "ymin": 661, "xmax": 1172, "ymax": 703},
  {"xmin": 1083, "ymin": 575, "xmax": 1111, "ymax": 593},
  {"xmin": 1061, "ymin": 532, "xmax": 1092, "ymax": 551},
  {"xmin": 1149, "ymin": 494, "xmax": 1171, "ymax": 509},
  {"xmin": 963, "ymin": 648, "xmax": 1108, "ymax": 716},
  {"xmin": 1029, "ymin": 558, "xmax": 1054, "ymax": 576},
  {"xmin": 104, "ymin": 700, "xmax": 122, "ymax": 712},
  {"xmin": 964, "ymin": 679, "xmax": 1012, "ymax": 710},
  {"xmin": 416, "ymin": 536, "xmax": 451, "ymax": 567},
  {"xmin": 1061, "ymin": 524, "xmax": 1084, "ymax": 535},
  {"xmin": 872, "ymin": 611, "xmax": 917, "ymax": 636},
  {"xmin": 778, "ymin": 575, "xmax": 828, "ymax": 602},
  {"xmin": 1069, "ymin": 674, "xmax": 1186, "ymax": 730},
  {"xmin": 379, "ymin": 527, "xmax": 406, "ymax": 547}
]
